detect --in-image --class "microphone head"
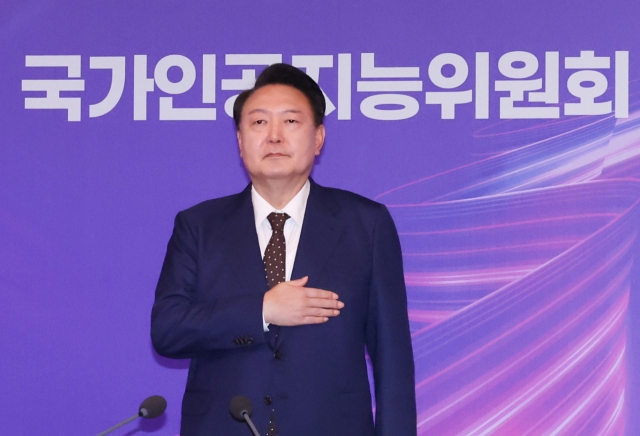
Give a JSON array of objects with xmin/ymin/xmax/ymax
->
[
  {"xmin": 139, "ymin": 395, "xmax": 167, "ymax": 419},
  {"xmin": 229, "ymin": 395, "xmax": 252, "ymax": 422}
]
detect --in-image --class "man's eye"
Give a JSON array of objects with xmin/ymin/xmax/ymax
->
[
  {"xmin": 286, "ymin": 119, "xmax": 298, "ymax": 123},
  {"xmin": 254, "ymin": 120, "xmax": 266, "ymax": 125}
]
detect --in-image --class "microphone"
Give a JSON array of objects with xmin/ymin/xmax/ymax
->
[
  {"xmin": 230, "ymin": 395, "xmax": 260, "ymax": 436},
  {"xmin": 96, "ymin": 395, "xmax": 167, "ymax": 436},
  {"xmin": 139, "ymin": 395, "xmax": 167, "ymax": 418}
]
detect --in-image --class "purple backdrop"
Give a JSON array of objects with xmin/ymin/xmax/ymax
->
[{"xmin": 2, "ymin": 1, "xmax": 640, "ymax": 434}]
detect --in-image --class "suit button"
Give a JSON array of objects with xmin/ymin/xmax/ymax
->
[
  {"xmin": 233, "ymin": 338, "xmax": 240, "ymax": 345},
  {"xmin": 264, "ymin": 396, "xmax": 272, "ymax": 405},
  {"xmin": 247, "ymin": 337, "xmax": 254, "ymax": 344},
  {"xmin": 274, "ymin": 351, "xmax": 283, "ymax": 359}
]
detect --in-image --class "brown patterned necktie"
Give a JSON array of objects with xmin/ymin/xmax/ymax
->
[
  {"xmin": 266, "ymin": 411, "xmax": 277, "ymax": 436},
  {"xmin": 264, "ymin": 212, "xmax": 289, "ymax": 289},
  {"xmin": 264, "ymin": 212, "xmax": 288, "ymax": 436}
]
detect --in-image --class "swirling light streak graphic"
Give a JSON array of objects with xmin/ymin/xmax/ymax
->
[{"xmin": 377, "ymin": 110, "xmax": 640, "ymax": 435}]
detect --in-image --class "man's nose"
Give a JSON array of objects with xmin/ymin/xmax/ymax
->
[{"xmin": 268, "ymin": 123, "xmax": 283, "ymax": 143}]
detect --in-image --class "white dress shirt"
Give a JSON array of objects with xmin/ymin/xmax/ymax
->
[{"xmin": 252, "ymin": 179, "xmax": 311, "ymax": 330}]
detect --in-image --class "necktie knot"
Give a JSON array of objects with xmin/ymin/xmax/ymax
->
[{"xmin": 267, "ymin": 212, "xmax": 289, "ymax": 232}]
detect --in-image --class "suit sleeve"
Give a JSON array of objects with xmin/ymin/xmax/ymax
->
[
  {"xmin": 150, "ymin": 211, "xmax": 266, "ymax": 359},
  {"xmin": 366, "ymin": 205, "xmax": 417, "ymax": 436}
]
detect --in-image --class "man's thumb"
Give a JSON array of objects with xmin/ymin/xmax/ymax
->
[{"xmin": 289, "ymin": 276, "xmax": 309, "ymax": 286}]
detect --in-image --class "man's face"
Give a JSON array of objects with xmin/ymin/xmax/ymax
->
[{"xmin": 237, "ymin": 84, "xmax": 325, "ymax": 185}]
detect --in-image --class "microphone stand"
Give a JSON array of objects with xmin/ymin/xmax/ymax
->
[
  {"xmin": 243, "ymin": 411, "xmax": 260, "ymax": 436},
  {"xmin": 96, "ymin": 412, "xmax": 141, "ymax": 436}
]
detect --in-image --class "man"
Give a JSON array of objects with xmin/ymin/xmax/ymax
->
[{"xmin": 151, "ymin": 63, "xmax": 416, "ymax": 435}]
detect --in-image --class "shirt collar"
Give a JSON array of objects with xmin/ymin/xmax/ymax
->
[{"xmin": 251, "ymin": 179, "xmax": 310, "ymax": 227}]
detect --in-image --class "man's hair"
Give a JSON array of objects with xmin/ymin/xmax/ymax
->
[{"xmin": 233, "ymin": 63, "xmax": 326, "ymax": 130}]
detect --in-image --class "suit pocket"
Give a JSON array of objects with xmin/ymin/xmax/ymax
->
[{"xmin": 181, "ymin": 390, "xmax": 212, "ymax": 416}]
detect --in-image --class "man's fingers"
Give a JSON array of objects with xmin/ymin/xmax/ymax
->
[
  {"xmin": 304, "ymin": 307, "xmax": 341, "ymax": 317},
  {"xmin": 304, "ymin": 287, "xmax": 340, "ymax": 300},
  {"xmin": 302, "ymin": 316, "xmax": 330, "ymax": 324},
  {"xmin": 307, "ymin": 297, "xmax": 344, "ymax": 310}
]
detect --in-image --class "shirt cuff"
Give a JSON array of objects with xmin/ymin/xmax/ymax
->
[{"xmin": 262, "ymin": 312, "xmax": 270, "ymax": 332}]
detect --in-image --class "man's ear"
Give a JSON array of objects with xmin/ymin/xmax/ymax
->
[
  {"xmin": 314, "ymin": 124, "xmax": 326, "ymax": 155},
  {"xmin": 236, "ymin": 130, "xmax": 243, "ymax": 157}
]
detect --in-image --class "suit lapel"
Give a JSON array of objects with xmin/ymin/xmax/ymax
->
[
  {"xmin": 291, "ymin": 181, "xmax": 342, "ymax": 281},
  {"xmin": 276, "ymin": 180, "xmax": 343, "ymax": 348},
  {"xmin": 222, "ymin": 184, "xmax": 269, "ymax": 296}
]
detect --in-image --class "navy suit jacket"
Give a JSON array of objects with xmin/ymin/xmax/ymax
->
[{"xmin": 151, "ymin": 180, "xmax": 416, "ymax": 435}]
